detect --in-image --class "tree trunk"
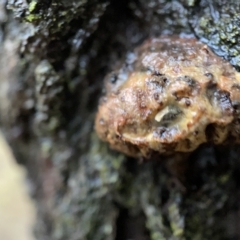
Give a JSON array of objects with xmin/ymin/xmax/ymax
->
[{"xmin": 1, "ymin": 0, "xmax": 240, "ymax": 239}]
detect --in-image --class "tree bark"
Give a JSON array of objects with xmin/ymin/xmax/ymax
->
[{"xmin": 1, "ymin": 0, "xmax": 240, "ymax": 239}]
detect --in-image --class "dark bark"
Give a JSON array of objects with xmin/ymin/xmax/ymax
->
[{"xmin": 1, "ymin": 0, "xmax": 240, "ymax": 239}]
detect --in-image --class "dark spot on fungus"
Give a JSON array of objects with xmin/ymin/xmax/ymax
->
[
  {"xmin": 163, "ymin": 77, "xmax": 168, "ymax": 84},
  {"xmin": 183, "ymin": 76, "xmax": 197, "ymax": 88},
  {"xmin": 232, "ymin": 83, "xmax": 240, "ymax": 90},
  {"xmin": 146, "ymin": 75, "xmax": 169, "ymax": 92},
  {"xmin": 154, "ymin": 127, "xmax": 167, "ymax": 138},
  {"xmin": 206, "ymin": 86, "xmax": 233, "ymax": 114},
  {"xmin": 216, "ymin": 90, "xmax": 232, "ymax": 113},
  {"xmin": 194, "ymin": 131, "xmax": 199, "ymax": 135},
  {"xmin": 232, "ymin": 101, "xmax": 240, "ymax": 117},
  {"xmin": 204, "ymin": 72, "xmax": 214, "ymax": 79},
  {"xmin": 185, "ymin": 98, "xmax": 191, "ymax": 107},
  {"xmin": 153, "ymin": 93, "xmax": 159, "ymax": 100},
  {"xmin": 176, "ymin": 75, "xmax": 198, "ymax": 89},
  {"xmin": 152, "ymin": 70, "xmax": 164, "ymax": 76},
  {"xmin": 159, "ymin": 106, "xmax": 182, "ymax": 127},
  {"xmin": 205, "ymin": 81, "xmax": 218, "ymax": 105}
]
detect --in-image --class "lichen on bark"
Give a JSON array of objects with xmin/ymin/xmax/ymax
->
[{"xmin": 189, "ymin": 0, "xmax": 240, "ymax": 69}]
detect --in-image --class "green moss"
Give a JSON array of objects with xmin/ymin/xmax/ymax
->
[
  {"xmin": 190, "ymin": 2, "xmax": 240, "ymax": 69},
  {"xmin": 25, "ymin": 14, "xmax": 39, "ymax": 22},
  {"xmin": 29, "ymin": 0, "xmax": 37, "ymax": 13}
]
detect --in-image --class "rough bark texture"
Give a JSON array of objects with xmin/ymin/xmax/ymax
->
[{"xmin": 1, "ymin": 0, "xmax": 240, "ymax": 240}]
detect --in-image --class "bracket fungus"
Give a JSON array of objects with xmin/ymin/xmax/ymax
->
[{"xmin": 95, "ymin": 36, "xmax": 240, "ymax": 158}]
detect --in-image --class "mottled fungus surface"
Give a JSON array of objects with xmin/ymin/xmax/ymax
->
[{"xmin": 95, "ymin": 36, "xmax": 240, "ymax": 158}]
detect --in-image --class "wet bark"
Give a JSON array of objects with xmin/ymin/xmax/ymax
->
[{"xmin": 1, "ymin": 0, "xmax": 240, "ymax": 239}]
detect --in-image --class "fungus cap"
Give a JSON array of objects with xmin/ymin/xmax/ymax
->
[{"xmin": 95, "ymin": 36, "xmax": 240, "ymax": 158}]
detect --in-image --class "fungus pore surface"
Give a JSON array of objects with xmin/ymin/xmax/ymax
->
[{"xmin": 95, "ymin": 36, "xmax": 240, "ymax": 158}]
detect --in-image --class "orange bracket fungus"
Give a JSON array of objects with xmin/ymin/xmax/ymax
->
[{"xmin": 95, "ymin": 36, "xmax": 240, "ymax": 158}]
